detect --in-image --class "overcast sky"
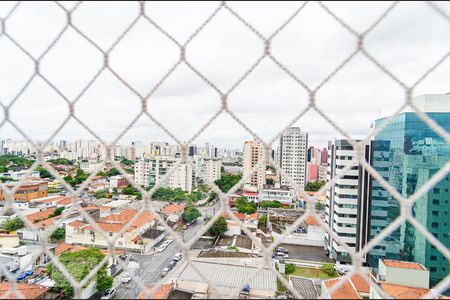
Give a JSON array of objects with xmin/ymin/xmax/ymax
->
[{"xmin": 0, "ymin": 1, "xmax": 449, "ymax": 149}]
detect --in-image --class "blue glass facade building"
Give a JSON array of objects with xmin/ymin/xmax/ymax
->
[{"xmin": 368, "ymin": 111, "xmax": 450, "ymax": 287}]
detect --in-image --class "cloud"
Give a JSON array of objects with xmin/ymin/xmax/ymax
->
[{"xmin": 0, "ymin": 1, "xmax": 449, "ymax": 149}]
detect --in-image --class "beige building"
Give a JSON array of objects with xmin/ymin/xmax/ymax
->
[
  {"xmin": 243, "ymin": 140, "xmax": 265, "ymax": 190},
  {"xmin": 65, "ymin": 210, "xmax": 161, "ymax": 253},
  {"xmin": 0, "ymin": 234, "xmax": 20, "ymax": 248}
]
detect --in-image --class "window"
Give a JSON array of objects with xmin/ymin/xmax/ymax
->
[
  {"xmin": 432, "ymin": 211, "xmax": 439, "ymax": 216},
  {"xmin": 431, "ymin": 222, "xmax": 439, "ymax": 228},
  {"xmin": 433, "ymin": 188, "xmax": 440, "ymax": 194},
  {"xmin": 433, "ymin": 199, "xmax": 439, "ymax": 205},
  {"xmin": 430, "ymin": 255, "xmax": 437, "ymax": 261},
  {"xmin": 430, "ymin": 267, "xmax": 437, "ymax": 272}
]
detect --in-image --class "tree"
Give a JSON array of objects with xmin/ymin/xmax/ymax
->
[
  {"xmin": 208, "ymin": 216, "xmax": 228, "ymax": 237},
  {"xmin": 96, "ymin": 267, "xmax": 113, "ymax": 293},
  {"xmin": 0, "ymin": 176, "xmax": 14, "ymax": 182},
  {"xmin": 50, "ymin": 227, "xmax": 65, "ymax": 241},
  {"xmin": 37, "ymin": 166, "xmax": 53, "ymax": 179},
  {"xmin": 48, "ymin": 158, "xmax": 73, "ymax": 165},
  {"xmin": 235, "ymin": 196, "xmax": 257, "ymax": 214},
  {"xmin": 1, "ymin": 217, "xmax": 24, "ymax": 231},
  {"xmin": 260, "ymin": 200, "xmax": 282, "ymax": 209},
  {"xmin": 106, "ymin": 168, "xmax": 120, "ymax": 177},
  {"xmin": 50, "ymin": 207, "xmax": 64, "ymax": 217},
  {"xmin": 265, "ymin": 178, "xmax": 274, "ymax": 185},
  {"xmin": 182, "ymin": 206, "xmax": 201, "ymax": 223},
  {"xmin": 323, "ymin": 263, "xmax": 335, "ymax": 276},
  {"xmin": 315, "ymin": 201, "xmax": 324, "ymax": 211},
  {"xmin": 285, "ymin": 263, "xmax": 295, "ymax": 274},
  {"xmin": 214, "ymin": 173, "xmax": 242, "ymax": 192},
  {"xmin": 258, "ymin": 214, "xmax": 267, "ymax": 227},
  {"xmin": 305, "ymin": 180, "xmax": 326, "ymax": 192}
]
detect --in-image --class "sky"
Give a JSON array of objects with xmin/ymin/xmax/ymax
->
[{"xmin": 0, "ymin": 1, "xmax": 449, "ymax": 149}]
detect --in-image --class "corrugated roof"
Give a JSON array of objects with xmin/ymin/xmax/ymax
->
[
  {"xmin": 290, "ymin": 276, "xmax": 318, "ymax": 299},
  {"xmin": 178, "ymin": 261, "xmax": 276, "ymax": 292}
]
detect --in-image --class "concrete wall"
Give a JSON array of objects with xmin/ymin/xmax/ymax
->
[
  {"xmin": 272, "ymin": 231, "xmax": 323, "ymax": 247},
  {"xmin": 80, "ymin": 281, "xmax": 97, "ymax": 299}
]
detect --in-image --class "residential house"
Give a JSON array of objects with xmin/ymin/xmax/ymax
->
[
  {"xmin": 0, "ymin": 282, "xmax": 49, "ymax": 299},
  {"xmin": 65, "ymin": 209, "xmax": 161, "ymax": 253},
  {"xmin": 160, "ymin": 204, "xmax": 185, "ymax": 224}
]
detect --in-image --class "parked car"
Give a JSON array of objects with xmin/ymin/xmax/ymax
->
[
  {"xmin": 161, "ymin": 267, "xmax": 170, "ymax": 277},
  {"xmin": 101, "ymin": 288, "xmax": 116, "ymax": 299},
  {"xmin": 24, "ymin": 269, "xmax": 33, "ymax": 276},
  {"xmin": 166, "ymin": 236, "xmax": 174, "ymax": 243},
  {"xmin": 335, "ymin": 265, "xmax": 351, "ymax": 275},
  {"xmin": 276, "ymin": 247, "xmax": 288, "ymax": 254},
  {"xmin": 16, "ymin": 273, "xmax": 27, "ymax": 281},
  {"xmin": 156, "ymin": 244, "xmax": 167, "ymax": 253},
  {"xmin": 241, "ymin": 284, "xmax": 250, "ymax": 295},
  {"xmin": 183, "ymin": 224, "xmax": 189, "ymax": 230},
  {"xmin": 168, "ymin": 261, "xmax": 177, "ymax": 269},
  {"xmin": 276, "ymin": 252, "xmax": 289, "ymax": 259},
  {"xmin": 173, "ymin": 253, "xmax": 182, "ymax": 261},
  {"xmin": 121, "ymin": 272, "xmax": 131, "ymax": 284}
]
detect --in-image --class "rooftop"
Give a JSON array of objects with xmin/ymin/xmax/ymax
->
[
  {"xmin": 323, "ymin": 278, "xmax": 361, "ymax": 299},
  {"xmin": 0, "ymin": 282, "xmax": 49, "ymax": 299},
  {"xmin": 381, "ymin": 283, "xmax": 430, "ymax": 299},
  {"xmin": 137, "ymin": 284, "xmax": 174, "ymax": 299},
  {"xmin": 178, "ymin": 261, "xmax": 276, "ymax": 292},
  {"xmin": 26, "ymin": 208, "xmax": 55, "ymax": 223},
  {"xmin": 161, "ymin": 204, "xmax": 185, "ymax": 215},
  {"xmin": 289, "ymin": 276, "xmax": 318, "ymax": 299},
  {"xmin": 382, "ymin": 259, "xmax": 427, "ymax": 271}
]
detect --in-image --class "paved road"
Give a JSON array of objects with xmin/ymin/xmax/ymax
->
[{"xmin": 114, "ymin": 201, "xmax": 220, "ymax": 298}]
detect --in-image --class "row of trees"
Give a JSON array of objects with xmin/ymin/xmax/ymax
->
[
  {"xmin": 305, "ymin": 180, "xmax": 326, "ymax": 191},
  {"xmin": 214, "ymin": 173, "xmax": 242, "ymax": 192}
]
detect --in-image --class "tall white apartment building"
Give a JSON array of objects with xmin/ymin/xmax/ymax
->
[
  {"xmin": 325, "ymin": 139, "xmax": 370, "ymax": 264},
  {"xmin": 200, "ymin": 158, "xmax": 222, "ymax": 183},
  {"xmin": 279, "ymin": 127, "xmax": 308, "ymax": 190},
  {"xmin": 134, "ymin": 157, "xmax": 194, "ymax": 192},
  {"xmin": 243, "ymin": 140, "xmax": 265, "ymax": 190}
]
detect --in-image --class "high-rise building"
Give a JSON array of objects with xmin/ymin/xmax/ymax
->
[
  {"xmin": 307, "ymin": 163, "xmax": 319, "ymax": 182},
  {"xmin": 279, "ymin": 127, "xmax": 308, "ymax": 190},
  {"xmin": 243, "ymin": 140, "xmax": 265, "ymax": 190},
  {"xmin": 368, "ymin": 94, "xmax": 450, "ymax": 287},
  {"xmin": 134, "ymin": 157, "xmax": 194, "ymax": 192},
  {"xmin": 325, "ymin": 139, "xmax": 371, "ymax": 264},
  {"xmin": 321, "ymin": 148, "xmax": 328, "ymax": 165}
]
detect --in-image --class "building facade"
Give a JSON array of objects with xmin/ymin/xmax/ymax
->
[
  {"xmin": 134, "ymin": 157, "xmax": 194, "ymax": 192},
  {"xmin": 243, "ymin": 140, "xmax": 265, "ymax": 190},
  {"xmin": 279, "ymin": 127, "xmax": 308, "ymax": 190},
  {"xmin": 368, "ymin": 94, "xmax": 450, "ymax": 287},
  {"xmin": 325, "ymin": 139, "xmax": 370, "ymax": 263}
]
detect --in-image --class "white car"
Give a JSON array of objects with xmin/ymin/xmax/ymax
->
[
  {"xmin": 276, "ymin": 252, "xmax": 289, "ymax": 259},
  {"xmin": 121, "ymin": 272, "xmax": 131, "ymax": 283},
  {"xmin": 166, "ymin": 236, "xmax": 174, "ymax": 243},
  {"xmin": 156, "ymin": 244, "xmax": 167, "ymax": 253},
  {"xmin": 173, "ymin": 253, "xmax": 182, "ymax": 261}
]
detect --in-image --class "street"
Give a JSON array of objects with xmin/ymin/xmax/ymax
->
[{"xmin": 113, "ymin": 200, "xmax": 220, "ymax": 298}]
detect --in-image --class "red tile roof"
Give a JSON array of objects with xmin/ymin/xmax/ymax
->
[
  {"xmin": 305, "ymin": 216, "xmax": 320, "ymax": 226},
  {"xmin": 351, "ymin": 274, "xmax": 370, "ymax": 294},
  {"xmin": 324, "ymin": 278, "xmax": 361, "ymax": 299},
  {"xmin": 27, "ymin": 208, "xmax": 55, "ymax": 223},
  {"xmin": 381, "ymin": 283, "xmax": 430, "ymax": 299},
  {"xmin": 56, "ymin": 197, "xmax": 72, "ymax": 206},
  {"xmin": 67, "ymin": 220, "xmax": 85, "ymax": 229},
  {"xmin": 137, "ymin": 284, "xmax": 174, "ymax": 299},
  {"xmin": 0, "ymin": 282, "xmax": 48, "ymax": 299},
  {"xmin": 161, "ymin": 204, "xmax": 184, "ymax": 215},
  {"xmin": 55, "ymin": 242, "xmax": 74, "ymax": 256},
  {"xmin": 382, "ymin": 259, "xmax": 426, "ymax": 270},
  {"xmin": 33, "ymin": 216, "xmax": 58, "ymax": 229}
]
